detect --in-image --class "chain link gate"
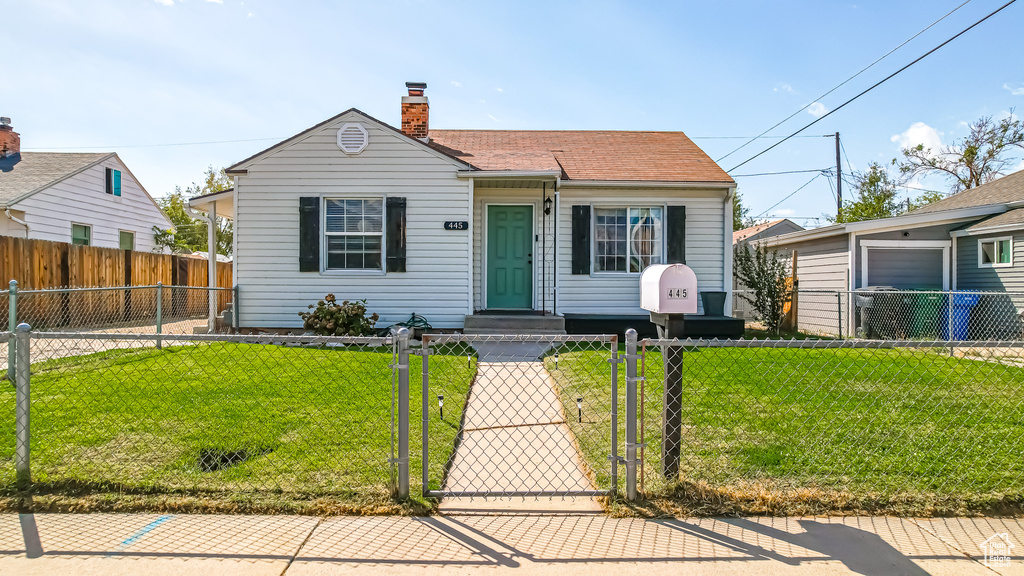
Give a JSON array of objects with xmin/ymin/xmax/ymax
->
[{"xmin": 417, "ymin": 333, "xmax": 622, "ymax": 498}]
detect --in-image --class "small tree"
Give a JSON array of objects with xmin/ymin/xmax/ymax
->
[{"xmin": 734, "ymin": 241, "xmax": 791, "ymax": 335}]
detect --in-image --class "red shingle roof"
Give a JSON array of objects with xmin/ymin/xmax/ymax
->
[{"xmin": 428, "ymin": 130, "xmax": 734, "ymax": 184}]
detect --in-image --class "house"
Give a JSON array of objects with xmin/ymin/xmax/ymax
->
[
  {"xmin": 766, "ymin": 168, "xmax": 1024, "ymax": 336},
  {"xmin": 0, "ymin": 118, "xmax": 172, "ymax": 251},
  {"xmin": 733, "ymin": 218, "xmax": 803, "ymax": 245},
  {"xmin": 188, "ymin": 83, "xmax": 736, "ymax": 334},
  {"xmin": 732, "ymin": 218, "xmax": 804, "ymax": 321}
]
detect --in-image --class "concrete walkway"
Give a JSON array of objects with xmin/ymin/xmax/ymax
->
[
  {"xmin": 1, "ymin": 513, "xmax": 1021, "ymax": 575},
  {"xmin": 439, "ymin": 348, "xmax": 601, "ymax": 513}
]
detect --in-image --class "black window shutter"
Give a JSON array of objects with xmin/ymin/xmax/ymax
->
[
  {"xmin": 298, "ymin": 197, "xmax": 320, "ymax": 272},
  {"xmin": 386, "ymin": 197, "xmax": 407, "ymax": 272},
  {"xmin": 105, "ymin": 168, "xmax": 113, "ymax": 194},
  {"xmin": 571, "ymin": 205, "xmax": 591, "ymax": 275},
  {"xmin": 666, "ymin": 205, "xmax": 686, "ymax": 264}
]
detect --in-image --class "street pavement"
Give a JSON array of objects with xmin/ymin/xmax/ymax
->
[{"xmin": 0, "ymin": 513, "xmax": 1021, "ymax": 575}]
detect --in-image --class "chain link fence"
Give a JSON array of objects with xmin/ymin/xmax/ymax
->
[
  {"xmin": 1, "ymin": 331, "xmax": 402, "ymax": 503},
  {"xmin": 639, "ymin": 337, "xmax": 1024, "ymax": 512},
  {"xmin": 7, "ymin": 284, "xmax": 234, "ymax": 334},
  {"xmin": 421, "ymin": 334, "xmax": 619, "ymax": 497},
  {"xmin": 734, "ymin": 289, "xmax": 1024, "ymax": 340}
]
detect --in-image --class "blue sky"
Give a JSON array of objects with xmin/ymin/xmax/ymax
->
[{"xmin": 5, "ymin": 0, "xmax": 1023, "ymax": 228}]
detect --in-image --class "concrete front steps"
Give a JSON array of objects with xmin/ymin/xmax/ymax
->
[{"xmin": 463, "ymin": 313, "xmax": 566, "ymax": 335}]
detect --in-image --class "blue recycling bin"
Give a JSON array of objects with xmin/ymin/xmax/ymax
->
[{"xmin": 939, "ymin": 292, "xmax": 980, "ymax": 340}]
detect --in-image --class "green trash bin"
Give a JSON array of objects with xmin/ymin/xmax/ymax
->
[{"xmin": 908, "ymin": 291, "xmax": 943, "ymax": 338}]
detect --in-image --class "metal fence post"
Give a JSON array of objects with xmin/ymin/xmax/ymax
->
[
  {"xmin": 837, "ymin": 291, "xmax": 843, "ymax": 339},
  {"xmin": 624, "ymin": 329, "xmax": 639, "ymax": 501},
  {"xmin": 395, "ymin": 327, "xmax": 410, "ymax": 500},
  {"xmin": 155, "ymin": 282, "xmax": 163, "ymax": 350},
  {"xmin": 15, "ymin": 323, "xmax": 31, "ymax": 486},
  {"xmin": 421, "ymin": 335, "xmax": 431, "ymax": 496},
  {"xmin": 609, "ymin": 335, "xmax": 619, "ymax": 494},
  {"xmin": 7, "ymin": 280, "xmax": 16, "ymax": 382}
]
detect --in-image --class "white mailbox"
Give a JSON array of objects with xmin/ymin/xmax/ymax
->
[{"xmin": 640, "ymin": 264, "xmax": 698, "ymax": 314}]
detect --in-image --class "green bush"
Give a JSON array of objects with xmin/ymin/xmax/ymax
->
[{"xmin": 298, "ymin": 294, "xmax": 380, "ymax": 336}]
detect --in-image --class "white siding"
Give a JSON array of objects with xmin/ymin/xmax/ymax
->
[
  {"xmin": 555, "ymin": 188, "xmax": 728, "ymax": 316},
  {"xmin": 11, "ymin": 157, "xmax": 169, "ymax": 251},
  {"xmin": 235, "ymin": 112, "xmax": 472, "ymax": 329}
]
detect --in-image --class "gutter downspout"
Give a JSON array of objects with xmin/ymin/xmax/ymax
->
[
  {"xmin": 723, "ymin": 187, "xmax": 736, "ymax": 315},
  {"xmin": 185, "ymin": 201, "xmax": 217, "ymax": 333},
  {"xmin": 5, "ymin": 209, "xmax": 28, "ymax": 237}
]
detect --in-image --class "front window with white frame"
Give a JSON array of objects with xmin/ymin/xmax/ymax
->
[
  {"xmin": 594, "ymin": 206, "xmax": 663, "ymax": 273},
  {"xmin": 979, "ymin": 236, "xmax": 1013, "ymax": 268},
  {"xmin": 324, "ymin": 198, "xmax": 383, "ymax": 270}
]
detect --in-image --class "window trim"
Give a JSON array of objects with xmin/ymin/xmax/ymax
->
[
  {"xmin": 71, "ymin": 223, "xmax": 92, "ymax": 246},
  {"xmin": 590, "ymin": 204, "xmax": 667, "ymax": 276},
  {"xmin": 119, "ymin": 229, "xmax": 135, "ymax": 251},
  {"xmin": 978, "ymin": 236, "xmax": 1014, "ymax": 268},
  {"xmin": 320, "ymin": 196, "xmax": 387, "ymax": 275}
]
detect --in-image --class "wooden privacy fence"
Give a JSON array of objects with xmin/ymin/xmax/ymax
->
[{"xmin": 0, "ymin": 236, "xmax": 232, "ymax": 330}]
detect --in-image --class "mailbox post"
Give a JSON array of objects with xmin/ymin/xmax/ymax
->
[{"xmin": 640, "ymin": 264, "xmax": 698, "ymax": 478}]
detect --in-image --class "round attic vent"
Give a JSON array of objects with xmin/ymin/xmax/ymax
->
[{"xmin": 337, "ymin": 123, "xmax": 368, "ymax": 154}]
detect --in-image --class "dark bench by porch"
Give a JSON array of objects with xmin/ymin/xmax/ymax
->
[{"xmin": 563, "ymin": 314, "xmax": 745, "ymax": 339}]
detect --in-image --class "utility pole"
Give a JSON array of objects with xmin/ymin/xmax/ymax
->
[{"xmin": 834, "ymin": 132, "xmax": 842, "ymax": 221}]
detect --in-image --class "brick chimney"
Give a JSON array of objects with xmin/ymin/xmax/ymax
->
[
  {"xmin": 401, "ymin": 82, "xmax": 429, "ymax": 141},
  {"xmin": 0, "ymin": 117, "xmax": 20, "ymax": 158}
]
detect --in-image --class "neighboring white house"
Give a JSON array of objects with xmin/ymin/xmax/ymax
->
[
  {"xmin": 189, "ymin": 83, "xmax": 736, "ymax": 333},
  {"xmin": 0, "ymin": 118, "xmax": 172, "ymax": 251}
]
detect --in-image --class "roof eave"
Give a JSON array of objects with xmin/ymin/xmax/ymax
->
[
  {"xmin": 456, "ymin": 170, "xmax": 561, "ymax": 180},
  {"xmin": 558, "ymin": 179, "xmax": 735, "ymax": 189},
  {"xmin": 768, "ymin": 204, "xmax": 1008, "ymax": 246}
]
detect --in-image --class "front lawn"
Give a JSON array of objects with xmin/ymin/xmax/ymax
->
[
  {"xmin": 0, "ymin": 341, "xmax": 475, "ymax": 513},
  {"xmin": 546, "ymin": 344, "xmax": 1024, "ymax": 515}
]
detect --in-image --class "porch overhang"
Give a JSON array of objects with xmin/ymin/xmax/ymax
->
[
  {"xmin": 456, "ymin": 170, "xmax": 561, "ymax": 181},
  {"xmin": 187, "ymin": 188, "xmax": 235, "ymax": 220}
]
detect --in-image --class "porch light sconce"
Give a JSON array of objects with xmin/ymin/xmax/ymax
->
[
  {"xmin": 438, "ymin": 395, "xmax": 444, "ymax": 419},
  {"xmin": 543, "ymin": 195, "xmax": 553, "ymax": 215},
  {"xmin": 576, "ymin": 397, "xmax": 583, "ymax": 423}
]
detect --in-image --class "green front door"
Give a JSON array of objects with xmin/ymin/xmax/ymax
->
[{"xmin": 487, "ymin": 205, "xmax": 533, "ymax": 309}]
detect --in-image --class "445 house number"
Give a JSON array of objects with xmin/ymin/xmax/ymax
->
[
  {"xmin": 443, "ymin": 221, "xmax": 468, "ymax": 231},
  {"xmin": 667, "ymin": 288, "xmax": 688, "ymax": 299}
]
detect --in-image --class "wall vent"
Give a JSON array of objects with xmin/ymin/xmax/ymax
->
[{"xmin": 337, "ymin": 123, "xmax": 368, "ymax": 154}]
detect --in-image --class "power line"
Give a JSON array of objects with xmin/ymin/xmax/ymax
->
[
  {"xmin": 729, "ymin": 0, "xmax": 1016, "ymax": 172},
  {"xmin": 689, "ymin": 135, "xmax": 831, "ymax": 140},
  {"xmin": 840, "ymin": 140, "xmax": 855, "ymax": 175},
  {"xmin": 23, "ymin": 136, "xmax": 286, "ymax": 150},
  {"xmin": 716, "ymin": 0, "xmax": 974, "ymax": 164},
  {"xmin": 755, "ymin": 173, "xmax": 823, "ymax": 218},
  {"xmin": 733, "ymin": 168, "xmax": 830, "ymax": 177}
]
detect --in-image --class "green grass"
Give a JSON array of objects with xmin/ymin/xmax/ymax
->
[
  {"xmin": 547, "ymin": 345, "xmax": 1024, "ymax": 515},
  {"xmin": 0, "ymin": 342, "xmax": 476, "ymax": 513}
]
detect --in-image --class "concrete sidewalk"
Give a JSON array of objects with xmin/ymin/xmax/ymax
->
[
  {"xmin": 0, "ymin": 513, "xmax": 1021, "ymax": 575},
  {"xmin": 440, "ymin": 359, "xmax": 601, "ymax": 514}
]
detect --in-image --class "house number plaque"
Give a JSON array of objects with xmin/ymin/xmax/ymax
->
[{"xmin": 443, "ymin": 221, "xmax": 468, "ymax": 230}]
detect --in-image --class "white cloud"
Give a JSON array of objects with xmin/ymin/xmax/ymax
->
[
  {"xmin": 773, "ymin": 83, "xmax": 796, "ymax": 95},
  {"xmin": 487, "ymin": 114, "xmax": 499, "ymax": 122},
  {"xmin": 205, "ymin": 0, "xmax": 224, "ymax": 3},
  {"xmin": 807, "ymin": 102, "xmax": 828, "ymax": 118},
  {"xmin": 478, "ymin": 99, "xmax": 486, "ymax": 104},
  {"xmin": 246, "ymin": 11, "xmax": 254, "ymax": 17},
  {"xmin": 153, "ymin": 0, "xmax": 174, "ymax": 5},
  {"xmin": 891, "ymin": 121, "xmax": 944, "ymax": 152},
  {"xmin": 451, "ymin": 80, "xmax": 462, "ymax": 88},
  {"xmin": 1004, "ymin": 83, "xmax": 1024, "ymax": 96},
  {"xmin": 494, "ymin": 87, "xmax": 503, "ymax": 93}
]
